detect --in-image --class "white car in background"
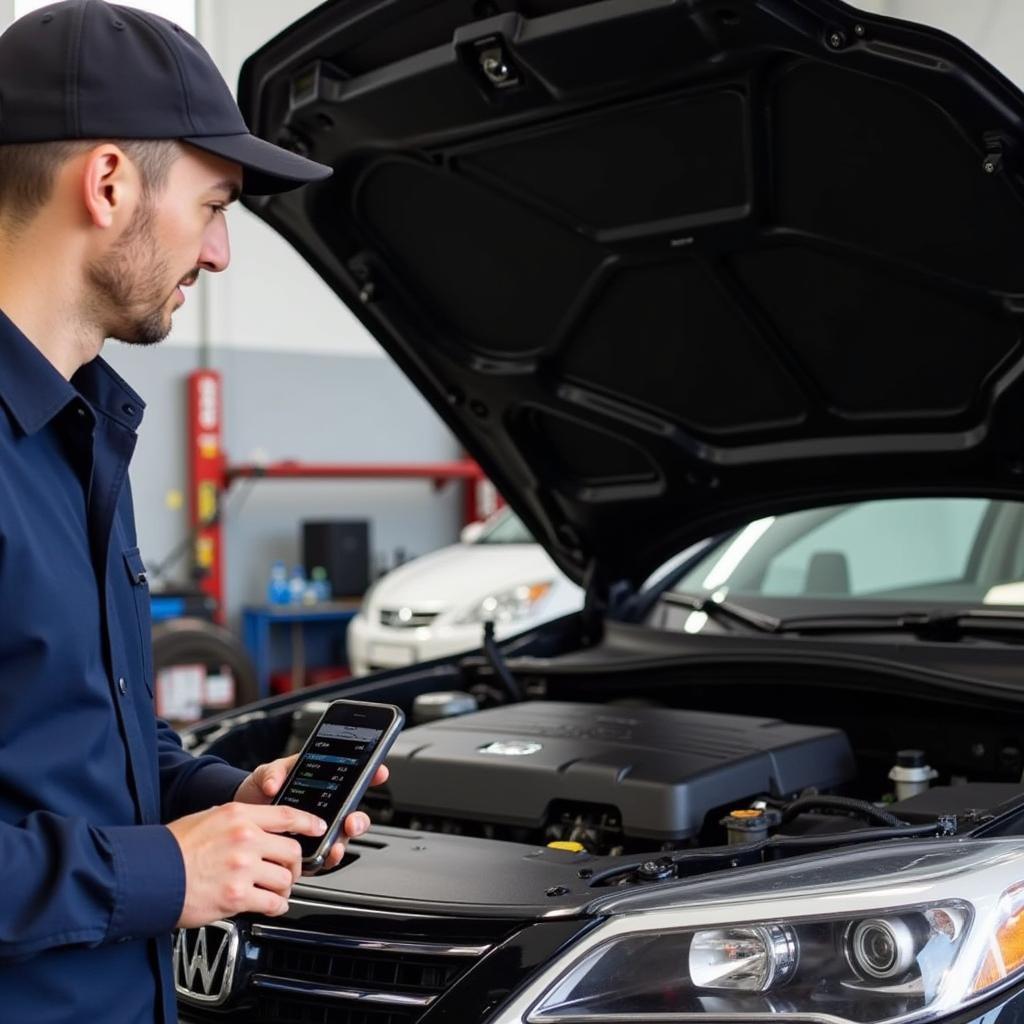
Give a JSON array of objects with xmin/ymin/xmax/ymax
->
[{"xmin": 346, "ymin": 508, "xmax": 583, "ymax": 675}]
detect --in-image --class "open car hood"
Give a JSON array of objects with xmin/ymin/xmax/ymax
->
[{"xmin": 238, "ymin": 0, "xmax": 1024, "ymax": 594}]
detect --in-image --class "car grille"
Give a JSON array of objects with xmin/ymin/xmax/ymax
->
[
  {"xmin": 378, "ymin": 608, "xmax": 440, "ymax": 629},
  {"xmin": 178, "ymin": 909, "xmax": 516, "ymax": 1024}
]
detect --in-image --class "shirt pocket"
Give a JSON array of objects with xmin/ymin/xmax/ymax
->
[{"xmin": 122, "ymin": 546, "xmax": 154, "ymax": 697}]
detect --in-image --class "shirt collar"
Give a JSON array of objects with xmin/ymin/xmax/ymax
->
[
  {"xmin": 0, "ymin": 308, "xmax": 145, "ymax": 435},
  {"xmin": 72, "ymin": 355, "xmax": 146, "ymax": 433}
]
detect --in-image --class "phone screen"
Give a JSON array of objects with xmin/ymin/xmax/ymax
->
[{"xmin": 278, "ymin": 703, "xmax": 395, "ymax": 858}]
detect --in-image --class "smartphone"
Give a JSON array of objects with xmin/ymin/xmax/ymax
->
[{"xmin": 273, "ymin": 699, "xmax": 404, "ymax": 873}]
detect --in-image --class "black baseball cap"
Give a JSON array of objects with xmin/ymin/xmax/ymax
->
[{"xmin": 0, "ymin": 0, "xmax": 332, "ymax": 195}]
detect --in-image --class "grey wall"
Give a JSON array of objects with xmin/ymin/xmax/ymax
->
[
  {"xmin": 214, "ymin": 348, "xmax": 461, "ymax": 622},
  {"xmin": 102, "ymin": 344, "xmax": 461, "ymax": 625},
  {"xmin": 100, "ymin": 343, "xmax": 196, "ymax": 582}
]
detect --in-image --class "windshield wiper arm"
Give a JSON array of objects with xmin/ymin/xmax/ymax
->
[
  {"xmin": 662, "ymin": 591, "xmax": 781, "ymax": 633},
  {"xmin": 777, "ymin": 608, "xmax": 1024, "ymax": 640}
]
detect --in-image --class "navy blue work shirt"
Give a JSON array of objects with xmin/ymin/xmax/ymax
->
[{"xmin": 0, "ymin": 310, "xmax": 248, "ymax": 1023}]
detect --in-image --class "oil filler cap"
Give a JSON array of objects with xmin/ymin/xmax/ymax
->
[{"xmin": 547, "ymin": 841, "xmax": 585, "ymax": 853}]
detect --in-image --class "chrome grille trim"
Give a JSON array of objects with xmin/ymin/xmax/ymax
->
[
  {"xmin": 379, "ymin": 607, "xmax": 440, "ymax": 628},
  {"xmin": 286, "ymin": 897, "xmax": 440, "ymax": 918},
  {"xmin": 251, "ymin": 922, "xmax": 491, "ymax": 958},
  {"xmin": 250, "ymin": 974, "xmax": 436, "ymax": 1008}
]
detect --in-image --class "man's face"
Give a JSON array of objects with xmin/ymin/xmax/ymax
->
[{"xmin": 87, "ymin": 145, "xmax": 241, "ymax": 346}]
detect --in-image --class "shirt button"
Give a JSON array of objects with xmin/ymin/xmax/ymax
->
[{"xmin": 118, "ymin": 677, "xmax": 127, "ymax": 695}]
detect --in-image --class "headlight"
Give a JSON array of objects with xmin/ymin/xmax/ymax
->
[
  {"xmin": 454, "ymin": 581, "xmax": 552, "ymax": 626},
  {"xmin": 491, "ymin": 839, "xmax": 1024, "ymax": 1024}
]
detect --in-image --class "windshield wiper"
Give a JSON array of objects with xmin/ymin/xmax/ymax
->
[
  {"xmin": 662, "ymin": 591, "xmax": 781, "ymax": 633},
  {"xmin": 776, "ymin": 608, "xmax": 1024, "ymax": 641},
  {"xmin": 663, "ymin": 594, "xmax": 1024, "ymax": 642}
]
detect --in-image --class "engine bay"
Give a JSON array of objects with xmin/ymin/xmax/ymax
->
[
  {"xmin": 278, "ymin": 694, "xmax": 1024, "ymax": 863},
  {"xmin": 180, "ymin": 646, "xmax": 1024, "ymax": 911}
]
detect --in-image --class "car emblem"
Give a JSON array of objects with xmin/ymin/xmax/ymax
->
[
  {"xmin": 173, "ymin": 919, "xmax": 239, "ymax": 1006},
  {"xmin": 479, "ymin": 740, "xmax": 543, "ymax": 756}
]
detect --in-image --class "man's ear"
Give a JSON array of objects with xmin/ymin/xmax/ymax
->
[{"xmin": 80, "ymin": 144, "xmax": 139, "ymax": 230}]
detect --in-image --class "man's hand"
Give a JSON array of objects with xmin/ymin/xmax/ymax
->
[
  {"xmin": 167, "ymin": 802, "xmax": 326, "ymax": 927},
  {"xmin": 235, "ymin": 755, "xmax": 390, "ymax": 871}
]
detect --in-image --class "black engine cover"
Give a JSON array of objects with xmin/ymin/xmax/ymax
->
[{"xmin": 384, "ymin": 701, "xmax": 855, "ymax": 841}]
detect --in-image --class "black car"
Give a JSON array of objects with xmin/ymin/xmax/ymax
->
[{"xmin": 176, "ymin": 1, "xmax": 1024, "ymax": 1022}]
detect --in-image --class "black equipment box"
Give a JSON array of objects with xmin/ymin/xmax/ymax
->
[{"xmin": 302, "ymin": 519, "xmax": 370, "ymax": 598}]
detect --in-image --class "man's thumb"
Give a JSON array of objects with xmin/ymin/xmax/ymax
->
[{"xmin": 261, "ymin": 765, "xmax": 282, "ymax": 795}]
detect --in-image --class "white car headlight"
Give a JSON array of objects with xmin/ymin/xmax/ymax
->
[
  {"xmin": 455, "ymin": 581, "xmax": 552, "ymax": 626},
  {"xmin": 493, "ymin": 839, "xmax": 1024, "ymax": 1024}
]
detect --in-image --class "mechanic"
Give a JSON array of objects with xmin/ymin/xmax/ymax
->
[{"xmin": 0, "ymin": 2, "xmax": 385, "ymax": 1021}]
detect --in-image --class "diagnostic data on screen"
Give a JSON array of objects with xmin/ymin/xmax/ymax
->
[{"xmin": 281, "ymin": 721, "xmax": 384, "ymax": 817}]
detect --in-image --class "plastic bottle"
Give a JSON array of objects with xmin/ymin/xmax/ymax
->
[
  {"xmin": 267, "ymin": 561, "xmax": 290, "ymax": 606},
  {"xmin": 311, "ymin": 565, "xmax": 331, "ymax": 603},
  {"xmin": 288, "ymin": 564, "xmax": 307, "ymax": 605}
]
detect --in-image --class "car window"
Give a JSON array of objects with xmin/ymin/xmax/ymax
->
[
  {"xmin": 674, "ymin": 498, "xmax": 1024, "ymax": 605},
  {"xmin": 758, "ymin": 499, "xmax": 988, "ymax": 597},
  {"xmin": 475, "ymin": 509, "xmax": 534, "ymax": 544}
]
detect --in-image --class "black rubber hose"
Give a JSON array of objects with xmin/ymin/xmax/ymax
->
[
  {"xmin": 781, "ymin": 794, "xmax": 906, "ymax": 828},
  {"xmin": 768, "ymin": 822, "xmax": 940, "ymax": 847},
  {"xmin": 583, "ymin": 821, "xmax": 944, "ymax": 888}
]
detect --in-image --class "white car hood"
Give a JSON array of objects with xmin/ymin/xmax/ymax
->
[{"xmin": 370, "ymin": 543, "xmax": 565, "ymax": 612}]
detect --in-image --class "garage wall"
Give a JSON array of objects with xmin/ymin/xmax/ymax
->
[
  {"xmin": 108, "ymin": 343, "xmax": 463, "ymax": 625},
  {"xmin": 0, "ymin": 0, "xmax": 465, "ymax": 624}
]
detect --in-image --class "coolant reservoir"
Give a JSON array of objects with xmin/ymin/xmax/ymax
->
[{"xmin": 889, "ymin": 749, "xmax": 938, "ymax": 801}]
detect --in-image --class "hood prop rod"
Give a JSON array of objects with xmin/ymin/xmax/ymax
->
[
  {"xmin": 580, "ymin": 561, "xmax": 609, "ymax": 647},
  {"xmin": 482, "ymin": 619, "xmax": 524, "ymax": 702}
]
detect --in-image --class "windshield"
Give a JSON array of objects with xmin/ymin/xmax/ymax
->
[
  {"xmin": 475, "ymin": 508, "xmax": 535, "ymax": 544},
  {"xmin": 674, "ymin": 498, "xmax": 1024, "ymax": 607}
]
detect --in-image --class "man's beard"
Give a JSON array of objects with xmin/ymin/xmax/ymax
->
[{"xmin": 86, "ymin": 197, "xmax": 182, "ymax": 347}]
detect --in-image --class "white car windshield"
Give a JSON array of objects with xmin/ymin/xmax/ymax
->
[{"xmin": 475, "ymin": 510, "xmax": 535, "ymax": 544}]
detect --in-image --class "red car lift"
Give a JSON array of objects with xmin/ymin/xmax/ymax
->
[{"xmin": 187, "ymin": 369, "xmax": 491, "ymax": 621}]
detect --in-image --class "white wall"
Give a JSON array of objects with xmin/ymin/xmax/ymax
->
[
  {"xmin": 847, "ymin": 1, "xmax": 1024, "ymax": 89},
  {"xmin": 193, "ymin": 0, "xmax": 382, "ymax": 357},
  {"xmin": 883, "ymin": 0, "xmax": 1024, "ymax": 89}
]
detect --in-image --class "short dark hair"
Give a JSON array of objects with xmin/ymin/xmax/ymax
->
[{"xmin": 0, "ymin": 138, "xmax": 179, "ymax": 229}]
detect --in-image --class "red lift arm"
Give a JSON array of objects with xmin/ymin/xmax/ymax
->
[{"xmin": 188, "ymin": 369, "xmax": 491, "ymax": 620}]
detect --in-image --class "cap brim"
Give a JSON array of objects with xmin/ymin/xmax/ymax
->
[{"xmin": 184, "ymin": 132, "xmax": 332, "ymax": 196}]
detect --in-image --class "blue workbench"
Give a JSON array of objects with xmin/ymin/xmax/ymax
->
[{"xmin": 242, "ymin": 602, "xmax": 361, "ymax": 698}]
